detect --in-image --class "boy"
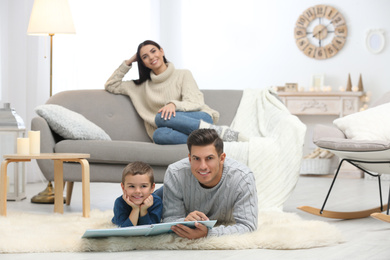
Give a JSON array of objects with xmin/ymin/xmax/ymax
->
[{"xmin": 112, "ymin": 161, "xmax": 162, "ymax": 227}]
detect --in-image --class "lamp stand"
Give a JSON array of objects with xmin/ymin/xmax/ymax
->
[
  {"xmin": 31, "ymin": 34, "xmax": 65, "ymax": 204},
  {"xmin": 49, "ymin": 33, "xmax": 53, "ymax": 97}
]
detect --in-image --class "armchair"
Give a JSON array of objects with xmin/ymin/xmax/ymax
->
[{"xmin": 299, "ymin": 91, "xmax": 390, "ymax": 223}]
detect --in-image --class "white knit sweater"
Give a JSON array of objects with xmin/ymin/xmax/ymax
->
[
  {"xmin": 105, "ymin": 62, "xmax": 219, "ymax": 139},
  {"xmin": 162, "ymin": 157, "xmax": 258, "ymax": 237}
]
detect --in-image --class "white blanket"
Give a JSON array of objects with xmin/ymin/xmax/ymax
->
[{"xmin": 225, "ymin": 88, "xmax": 306, "ymax": 211}]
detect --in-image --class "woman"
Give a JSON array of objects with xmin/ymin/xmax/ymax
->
[{"xmin": 105, "ymin": 40, "xmax": 244, "ymax": 144}]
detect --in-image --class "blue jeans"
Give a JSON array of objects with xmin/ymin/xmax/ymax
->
[
  {"xmin": 153, "ymin": 111, "xmax": 213, "ymax": 144},
  {"xmin": 154, "ymin": 186, "xmax": 164, "ymax": 200}
]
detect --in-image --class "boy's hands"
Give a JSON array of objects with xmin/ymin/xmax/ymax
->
[
  {"xmin": 122, "ymin": 192, "xmax": 138, "ymax": 209},
  {"xmin": 140, "ymin": 194, "xmax": 154, "ymax": 217},
  {"xmin": 123, "ymin": 192, "xmax": 154, "ymax": 216}
]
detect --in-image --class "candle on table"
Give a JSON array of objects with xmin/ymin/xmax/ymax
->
[
  {"xmin": 29, "ymin": 130, "xmax": 40, "ymax": 154},
  {"xmin": 17, "ymin": 138, "xmax": 29, "ymax": 155}
]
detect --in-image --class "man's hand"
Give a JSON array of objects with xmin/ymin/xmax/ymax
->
[
  {"xmin": 140, "ymin": 194, "xmax": 154, "ymax": 217},
  {"xmin": 185, "ymin": 211, "xmax": 209, "ymax": 221},
  {"xmin": 171, "ymin": 222, "xmax": 208, "ymax": 239}
]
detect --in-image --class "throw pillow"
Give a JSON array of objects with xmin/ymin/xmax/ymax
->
[
  {"xmin": 333, "ymin": 102, "xmax": 390, "ymax": 141},
  {"xmin": 35, "ymin": 104, "xmax": 111, "ymax": 140}
]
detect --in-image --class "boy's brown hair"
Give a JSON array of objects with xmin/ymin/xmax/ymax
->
[{"xmin": 122, "ymin": 161, "xmax": 154, "ymax": 184}]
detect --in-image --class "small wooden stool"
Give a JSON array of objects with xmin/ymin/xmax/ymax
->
[{"xmin": 0, "ymin": 153, "xmax": 90, "ymax": 217}]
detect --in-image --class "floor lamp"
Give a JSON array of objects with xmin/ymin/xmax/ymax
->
[{"xmin": 27, "ymin": 0, "xmax": 76, "ymax": 203}]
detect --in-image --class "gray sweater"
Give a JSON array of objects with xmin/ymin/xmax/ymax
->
[{"xmin": 162, "ymin": 157, "xmax": 258, "ymax": 236}]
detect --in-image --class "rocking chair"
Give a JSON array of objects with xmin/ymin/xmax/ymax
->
[{"xmin": 299, "ymin": 92, "xmax": 390, "ymax": 223}]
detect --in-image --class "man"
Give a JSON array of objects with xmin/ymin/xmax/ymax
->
[{"xmin": 162, "ymin": 128, "xmax": 258, "ymax": 239}]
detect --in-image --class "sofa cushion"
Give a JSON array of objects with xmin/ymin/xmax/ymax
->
[
  {"xmin": 55, "ymin": 140, "xmax": 188, "ymax": 165},
  {"xmin": 46, "ymin": 90, "xmax": 151, "ymax": 142},
  {"xmin": 35, "ymin": 104, "xmax": 111, "ymax": 140}
]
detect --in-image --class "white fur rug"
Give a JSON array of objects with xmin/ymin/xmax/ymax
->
[{"xmin": 0, "ymin": 209, "xmax": 344, "ymax": 253}]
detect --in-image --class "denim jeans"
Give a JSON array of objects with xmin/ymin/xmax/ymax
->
[
  {"xmin": 153, "ymin": 111, "xmax": 213, "ymax": 144},
  {"xmin": 154, "ymin": 186, "xmax": 164, "ymax": 200}
]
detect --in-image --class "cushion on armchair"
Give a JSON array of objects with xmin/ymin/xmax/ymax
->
[
  {"xmin": 333, "ymin": 102, "xmax": 390, "ymax": 141},
  {"xmin": 314, "ymin": 137, "xmax": 390, "ymax": 152},
  {"xmin": 35, "ymin": 104, "xmax": 111, "ymax": 140}
]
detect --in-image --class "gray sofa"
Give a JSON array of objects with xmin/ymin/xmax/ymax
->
[{"xmin": 31, "ymin": 89, "xmax": 243, "ymax": 188}]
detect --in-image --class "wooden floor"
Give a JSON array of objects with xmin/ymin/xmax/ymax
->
[{"xmin": 4, "ymin": 175, "xmax": 390, "ymax": 259}]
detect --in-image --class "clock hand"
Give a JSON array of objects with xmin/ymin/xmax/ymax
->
[{"xmin": 313, "ymin": 21, "xmax": 333, "ymax": 38}]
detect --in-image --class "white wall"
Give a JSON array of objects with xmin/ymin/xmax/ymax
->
[
  {"xmin": 176, "ymin": 0, "xmax": 390, "ymax": 104},
  {"xmin": 1, "ymin": 0, "xmax": 390, "ymax": 182}
]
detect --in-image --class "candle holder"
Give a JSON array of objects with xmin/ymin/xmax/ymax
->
[{"xmin": 0, "ymin": 103, "xmax": 26, "ymax": 201}]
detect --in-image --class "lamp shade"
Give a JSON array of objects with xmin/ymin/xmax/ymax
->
[{"xmin": 27, "ymin": 0, "xmax": 76, "ymax": 35}]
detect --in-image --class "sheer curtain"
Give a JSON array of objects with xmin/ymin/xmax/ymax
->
[{"xmin": 52, "ymin": 0, "xmax": 159, "ymax": 95}]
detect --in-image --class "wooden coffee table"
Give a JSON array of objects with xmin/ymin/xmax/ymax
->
[{"xmin": 0, "ymin": 153, "xmax": 90, "ymax": 217}]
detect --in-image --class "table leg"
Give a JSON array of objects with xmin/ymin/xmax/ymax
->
[
  {"xmin": 0, "ymin": 160, "xmax": 11, "ymax": 216},
  {"xmin": 78, "ymin": 159, "xmax": 90, "ymax": 218},
  {"xmin": 53, "ymin": 160, "xmax": 64, "ymax": 214},
  {"xmin": 66, "ymin": 181, "xmax": 74, "ymax": 205}
]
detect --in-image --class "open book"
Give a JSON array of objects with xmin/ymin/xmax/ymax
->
[{"xmin": 82, "ymin": 220, "xmax": 217, "ymax": 238}]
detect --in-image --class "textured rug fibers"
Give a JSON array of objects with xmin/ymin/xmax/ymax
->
[{"xmin": 0, "ymin": 209, "xmax": 344, "ymax": 253}]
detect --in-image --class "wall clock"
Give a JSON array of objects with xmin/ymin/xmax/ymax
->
[{"xmin": 294, "ymin": 5, "xmax": 348, "ymax": 59}]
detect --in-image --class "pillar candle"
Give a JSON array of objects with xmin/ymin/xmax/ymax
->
[
  {"xmin": 29, "ymin": 131, "xmax": 40, "ymax": 154},
  {"xmin": 17, "ymin": 138, "xmax": 30, "ymax": 155}
]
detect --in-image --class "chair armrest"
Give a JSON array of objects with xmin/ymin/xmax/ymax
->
[{"xmin": 31, "ymin": 116, "xmax": 56, "ymax": 153}]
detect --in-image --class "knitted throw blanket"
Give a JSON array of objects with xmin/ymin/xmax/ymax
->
[{"xmin": 225, "ymin": 88, "xmax": 307, "ymax": 211}]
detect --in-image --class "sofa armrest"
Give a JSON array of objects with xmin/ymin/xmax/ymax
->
[{"xmin": 31, "ymin": 116, "xmax": 56, "ymax": 153}]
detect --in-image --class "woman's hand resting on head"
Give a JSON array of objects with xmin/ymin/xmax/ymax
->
[
  {"xmin": 159, "ymin": 103, "xmax": 176, "ymax": 120},
  {"xmin": 125, "ymin": 53, "xmax": 138, "ymax": 66}
]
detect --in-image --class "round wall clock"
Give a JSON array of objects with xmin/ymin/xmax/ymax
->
[{"xmin": 294, "ymin": 5, "xmax": 348, "ymax": 60}]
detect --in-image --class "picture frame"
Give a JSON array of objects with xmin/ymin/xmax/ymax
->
[
  {"xmin": 311, "ymin": 74, "xmax": 324, "ymax": 90},
  {"xmin": 285, "ymin": 83, "xmax": 298, "ymax": 92},
  {"xmin": 366, "ymin": 29, "xmax": 385, "ymax": 54}
]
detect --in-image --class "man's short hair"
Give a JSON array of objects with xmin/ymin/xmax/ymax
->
[
  {"xmin": 122, "ymin": 161, "xmax": 154, "ymax": 184},
  {"xmin": 187, "ymin": 129, "xmax": 224, "ymax": 156}
]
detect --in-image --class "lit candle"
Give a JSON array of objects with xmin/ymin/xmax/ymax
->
[
  {"xmin": 29, "ymin": 131, "xmax": 40, "ymax": 155},
  {"xmin": 17, "ymin": 138, "xmax": 29, "ymax": 155}
]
